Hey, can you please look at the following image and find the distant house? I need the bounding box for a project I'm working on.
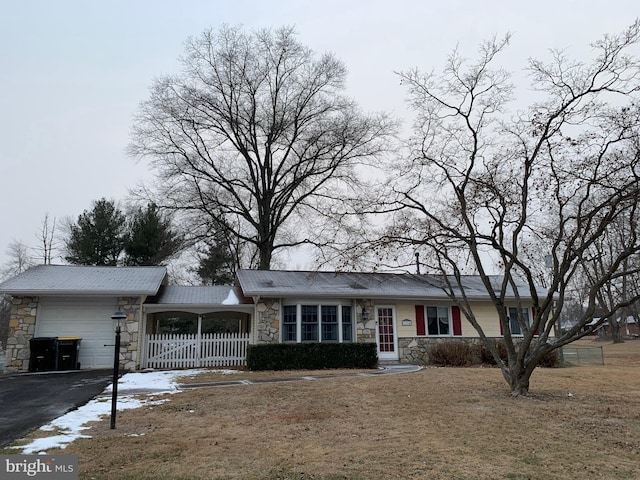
[0,266,544,373]
[589,316,640,337]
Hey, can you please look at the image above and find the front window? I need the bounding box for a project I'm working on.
[282,303,353,343]
[321,306,338,341]
[342,306,353,341]
[283,305,297,342]
[301,305,319,341]
[508,307,530,335]
[427,306,450,336]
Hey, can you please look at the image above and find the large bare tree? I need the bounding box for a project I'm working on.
[367,23,640,395]
[129,25,393,270]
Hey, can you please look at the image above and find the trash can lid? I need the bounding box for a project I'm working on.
[58,336,82,340]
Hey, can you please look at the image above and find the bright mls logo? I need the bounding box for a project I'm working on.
[1,455,78,479]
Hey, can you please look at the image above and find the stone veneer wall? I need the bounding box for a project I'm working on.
[399,337,488,364]
[3,295,145,373]
[4,296,38,373]
[118,296,143,371]
[355,300,376,344]
[255,299,280,343]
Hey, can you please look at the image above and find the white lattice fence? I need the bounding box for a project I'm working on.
[144,333,249,369]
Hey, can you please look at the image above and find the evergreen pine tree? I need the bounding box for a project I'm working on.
[124,203,183,266]
[65,198,126,266]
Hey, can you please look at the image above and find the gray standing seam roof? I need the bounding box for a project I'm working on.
[150,285,252,305]
[0,265,167,296]
[236,269,542,300]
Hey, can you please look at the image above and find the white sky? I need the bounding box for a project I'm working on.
[1,0,638,269]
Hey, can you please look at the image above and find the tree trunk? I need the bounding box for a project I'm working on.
[504,361,534,397]
[611,320,625,343]
[257,242,273,270]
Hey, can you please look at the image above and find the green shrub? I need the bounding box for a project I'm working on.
[427,341,474,366]
[246,343,378,371]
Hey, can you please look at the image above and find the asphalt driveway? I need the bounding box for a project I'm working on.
[0,369,112,447]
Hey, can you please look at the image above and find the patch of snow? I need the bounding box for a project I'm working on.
[222,288,239,305]
[15,368,227,455]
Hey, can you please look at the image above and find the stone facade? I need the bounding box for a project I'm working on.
[2,295,145,374]
[4,296,38,373]
[255,299,280,343]
[355,300,376,344]
[399,336,490,364]
[118,296,143,371]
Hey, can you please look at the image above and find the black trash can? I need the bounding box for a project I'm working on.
[29,337,58,372]
[57,337,82,370]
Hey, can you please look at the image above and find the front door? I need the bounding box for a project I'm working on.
[376,306,398,360]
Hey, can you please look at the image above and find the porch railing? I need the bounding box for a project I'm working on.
[144,332,250,369]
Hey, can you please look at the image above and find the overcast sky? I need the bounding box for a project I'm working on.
[1,0,638,270]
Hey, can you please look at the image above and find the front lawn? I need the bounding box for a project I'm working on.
[15,339,640,479]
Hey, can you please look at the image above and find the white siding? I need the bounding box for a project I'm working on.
[395,301,503,337]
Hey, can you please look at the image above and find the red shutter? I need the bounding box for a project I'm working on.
[500,307,505,335]
[416,305,425,336]
[452,306,462,336]
[532,307,540,335]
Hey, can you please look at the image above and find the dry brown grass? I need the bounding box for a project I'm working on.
[38,339,640,479]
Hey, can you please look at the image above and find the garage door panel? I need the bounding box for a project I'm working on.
[37,300,119,369]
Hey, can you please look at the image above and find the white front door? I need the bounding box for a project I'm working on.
[376,306,398,361]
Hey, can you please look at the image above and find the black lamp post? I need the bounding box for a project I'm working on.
[110,310,127,429]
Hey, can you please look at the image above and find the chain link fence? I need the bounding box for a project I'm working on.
[560,345,604,365]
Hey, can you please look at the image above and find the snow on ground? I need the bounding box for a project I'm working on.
[16,369,240,454]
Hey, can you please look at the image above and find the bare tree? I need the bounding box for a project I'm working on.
[1,240,34,279]
[35,213,57,264]
[367,23,640,395]
[580,210,640,342]
[129,25,394,270]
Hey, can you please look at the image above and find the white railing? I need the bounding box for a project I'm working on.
[144,332,250,369]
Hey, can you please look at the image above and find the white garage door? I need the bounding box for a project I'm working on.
[37,298,119,369]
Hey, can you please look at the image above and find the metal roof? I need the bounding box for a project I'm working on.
[143,285,254,313]
[0,265,167,296]
[149,285,253,305]
[236,269,543,300]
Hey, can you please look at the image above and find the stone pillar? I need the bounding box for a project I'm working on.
[117,297,142,371]
[255,299,280,344]
[4,296,38,373]
[356,299,376,343]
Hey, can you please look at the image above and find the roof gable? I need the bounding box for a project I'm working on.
[0,265,167,296]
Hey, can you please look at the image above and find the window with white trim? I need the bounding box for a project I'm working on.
[281,304,354,343]
[282,305,297,342]
[301,305,319,341]
[508,307,530,335]
[427,306,450,336]
[321,305,338,341]
[342,306,353,341]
